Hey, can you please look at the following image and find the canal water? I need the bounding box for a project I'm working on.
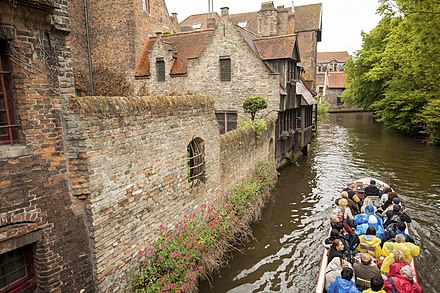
[199,112,440,292]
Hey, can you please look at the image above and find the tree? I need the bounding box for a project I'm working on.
[242,96,268,121]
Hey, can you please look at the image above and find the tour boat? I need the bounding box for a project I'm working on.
[315,178,418,292]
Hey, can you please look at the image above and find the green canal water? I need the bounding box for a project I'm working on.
[199,112,440,293]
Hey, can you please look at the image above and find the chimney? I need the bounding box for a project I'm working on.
[170,13,179,31]
[221,7,229,17]
[207,17,216,28]
[258,1,278,36]
[277,5,289,35]
[155,31,162,40]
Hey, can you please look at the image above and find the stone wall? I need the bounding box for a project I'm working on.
[134,16,281,120]
[64,94,275,292]
[325,88,344,109]
[68,0,179,96]
[0,1,94,292]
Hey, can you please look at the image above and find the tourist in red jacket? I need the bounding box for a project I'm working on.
[383,265,423,293]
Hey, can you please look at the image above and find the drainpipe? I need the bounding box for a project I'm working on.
[84,0,94,95]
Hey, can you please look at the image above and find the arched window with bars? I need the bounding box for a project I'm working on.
[187,138,205,186]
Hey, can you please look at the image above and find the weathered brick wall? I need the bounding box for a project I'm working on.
[64,94,275,292]
[297,31,318,82]
[68,0,179,96]
[134,16,281,120]
[0,1,94,292]
[325,88,344,109]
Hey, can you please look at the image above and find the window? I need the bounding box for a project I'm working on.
[192,22,202,29]
[0,42,18,145]
[187,138,205,185]
[215,111,237,134]
[142,0,150,14]
[0,245,36,292]
[317,64,322,72]
[219,57,231,81]
[237,21,248,28]
[156,58,165,82]
[337,97,344,105]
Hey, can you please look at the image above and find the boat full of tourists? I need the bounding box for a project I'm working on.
[316,178,420,293]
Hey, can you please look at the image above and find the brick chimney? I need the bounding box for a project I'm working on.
[207,17,216,28]
[277,5,289,35]
[258,1,278,36]
[221,7,229,17]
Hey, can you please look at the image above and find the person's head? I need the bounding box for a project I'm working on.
[393,204,403,213]
[365,204,375,215]
[341,191,349,198]
[392,197,401,205]
[400,265,415,280]
[330,229,340,240]
[396,221,406,232]
[366,226,377,236]
[338,198,348,207]
[370,276,384,291]
[395,234,406,243]
[370,179,376,185]
[329,213,339,224]
[360,253,372,265]
[368,215,378,226]
[392,249,406,263]
[334,222,345,233]
[341,267,354,280]
[384,187,392,194]
[363,197,373,206]
[332,239,344,251]
[388,192,398,201]
[349,183,355,190]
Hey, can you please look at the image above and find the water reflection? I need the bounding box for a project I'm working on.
[199,112,440,293]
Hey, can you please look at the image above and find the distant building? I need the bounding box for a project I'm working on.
[316,51,350,109]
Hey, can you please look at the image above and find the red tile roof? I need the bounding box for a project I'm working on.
[328,72,346,88]
[254,35,297,60]
[135,30,214,77]
[180,13,221,30]
[294,4,322,32]
[317,51,350,63]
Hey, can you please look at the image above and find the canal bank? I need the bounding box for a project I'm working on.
[199,112,440,293]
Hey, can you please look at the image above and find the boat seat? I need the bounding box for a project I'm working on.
[355,276,371,290]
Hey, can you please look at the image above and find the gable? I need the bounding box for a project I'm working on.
[294,4,322,32]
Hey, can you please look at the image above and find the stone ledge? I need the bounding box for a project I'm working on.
[0,144,32,159]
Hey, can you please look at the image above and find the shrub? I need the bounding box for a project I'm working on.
[243,96,268,121]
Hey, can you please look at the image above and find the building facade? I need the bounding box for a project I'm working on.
[316,51,349,109]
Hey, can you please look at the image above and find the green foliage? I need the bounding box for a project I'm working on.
[240,119,268,139]
[342,0,440,144]
[242,96,268,121]
[420,99,440,145]
[315,95,329,122]
[131,162,276,292]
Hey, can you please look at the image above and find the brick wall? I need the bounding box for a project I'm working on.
[0,1,94,292]
[68,0,180,96]
[134,16,281,121]
[297,31,318,82]
[64,94,275,291]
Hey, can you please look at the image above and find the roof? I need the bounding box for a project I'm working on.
[317,51,350,63]
[135,30,214,77]
[254,35,297,60]
[230,12,260,35]
[297,81,317,105]
[180,13,221,30]
[294,3,322,32]
[327,72,346,89]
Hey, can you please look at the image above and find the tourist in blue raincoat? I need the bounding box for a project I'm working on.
[327,267,361,293]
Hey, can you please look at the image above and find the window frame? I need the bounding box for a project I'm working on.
[187,138,205,186]
[0,245,36,293]
[0,41,18,145]
[141,0,150,15]
[156,58,165,82]
[219,57,231,81]
[215,111,237,134]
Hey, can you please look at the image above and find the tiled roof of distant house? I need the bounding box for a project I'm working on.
[328,72,346,88]
[254,34,297,60]
[135,29,214,77]
[294,3,322,32]
[180,13,221,30]
[230,12,260,34]
[317,51,350,63]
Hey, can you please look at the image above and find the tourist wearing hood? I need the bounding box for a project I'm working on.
[327,267,361,293]
[355,215,386,240]
[354,204,384,226]
[357,227,383,258]
[325,257,353,290]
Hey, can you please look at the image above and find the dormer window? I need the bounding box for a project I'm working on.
[192,22,202,29]
[237,21,248,28]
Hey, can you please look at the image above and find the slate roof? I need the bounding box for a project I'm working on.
[180,13,221,30]
[254,35,297,60]
[294,3,322,32]
[135,29,214,77]
[327,72,346,88]
[317,51,350,63]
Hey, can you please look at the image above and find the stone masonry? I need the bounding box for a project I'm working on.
[64,95,275,291]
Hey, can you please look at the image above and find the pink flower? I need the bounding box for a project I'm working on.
[180,263,185,268]
[164,283,171,291]
[181,283,189,290]
[198,266,203,272]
